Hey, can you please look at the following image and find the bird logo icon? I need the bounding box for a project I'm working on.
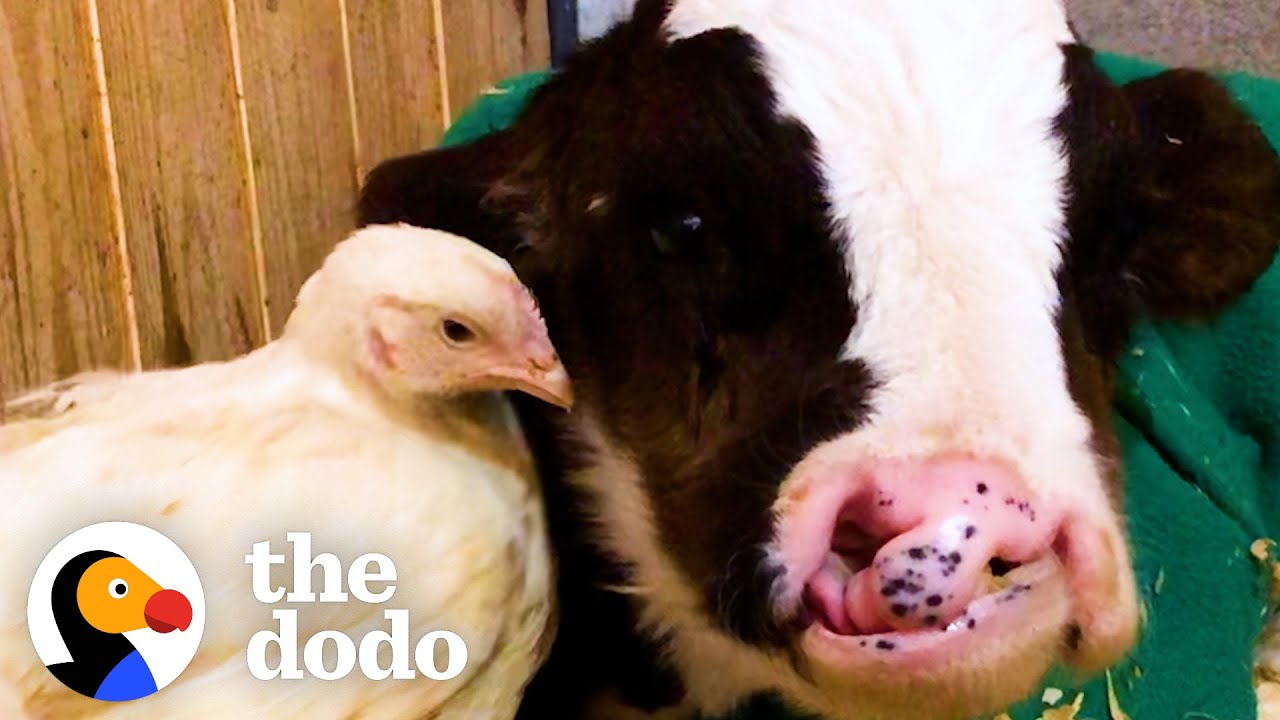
[27,522,205,702]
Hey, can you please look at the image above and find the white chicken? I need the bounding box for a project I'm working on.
[0,224,571,719]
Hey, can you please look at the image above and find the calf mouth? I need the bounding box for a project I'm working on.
[800,551,1071,672]
[768,455,1110,680]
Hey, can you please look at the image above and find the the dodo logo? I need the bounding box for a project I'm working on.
[26,522,205,702]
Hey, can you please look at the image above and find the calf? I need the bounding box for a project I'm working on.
[357,1,1280,718]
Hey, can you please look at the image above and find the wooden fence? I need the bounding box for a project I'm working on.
[0,0,548,401]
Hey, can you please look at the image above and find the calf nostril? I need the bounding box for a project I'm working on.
[1063,622,1083,652]
[988,557,1021,577]
[831,520,881,574]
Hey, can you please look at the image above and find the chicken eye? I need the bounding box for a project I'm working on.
[441,319,477,346]
[109,579,128,599]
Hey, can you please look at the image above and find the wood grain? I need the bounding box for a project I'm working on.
[234,0,360,337]
[0,0,133,399]
[347,0,447,179]
[440,0,550,126]
[0,0,547,389]
[96,0,265,368]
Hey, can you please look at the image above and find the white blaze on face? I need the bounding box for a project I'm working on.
[664,1,1106,513]
[551,2,1139,718]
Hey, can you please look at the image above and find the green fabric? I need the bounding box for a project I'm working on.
[441,53,1280,720]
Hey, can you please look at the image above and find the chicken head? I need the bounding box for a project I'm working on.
[288,224,573,410]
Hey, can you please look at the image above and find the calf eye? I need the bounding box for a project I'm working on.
[650,213,704,256]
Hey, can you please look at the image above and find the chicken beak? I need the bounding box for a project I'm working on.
[493,283,574,410]
[493,361,574,410]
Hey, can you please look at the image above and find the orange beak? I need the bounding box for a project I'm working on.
[487,333,573,410]
[492,358,573,410]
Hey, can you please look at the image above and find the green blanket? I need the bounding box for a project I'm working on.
[440,53,1280,720]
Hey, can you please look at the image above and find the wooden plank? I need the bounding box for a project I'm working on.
[233,0,360,336]
[347,0,447,177]
[0,0,134,399]
[440,0,551,125]
[96,0,266,368]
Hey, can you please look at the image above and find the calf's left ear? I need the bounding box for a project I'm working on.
[1123,68,1280,320]
[356,129,527,259]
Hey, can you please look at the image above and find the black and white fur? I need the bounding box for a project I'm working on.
[357,2,1280,718]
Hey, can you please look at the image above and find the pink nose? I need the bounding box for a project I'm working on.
[800,457,1064,635]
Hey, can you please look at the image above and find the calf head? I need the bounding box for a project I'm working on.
[358,2,1280,717]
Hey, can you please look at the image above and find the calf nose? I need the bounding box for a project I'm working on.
[837,458,1063,634]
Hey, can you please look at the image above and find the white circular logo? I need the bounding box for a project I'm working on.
[27,522,206,702]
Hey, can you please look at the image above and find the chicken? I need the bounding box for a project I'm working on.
[0,223,571,719]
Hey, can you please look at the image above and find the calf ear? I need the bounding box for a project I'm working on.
[1123,69,1280,319]
[356,129,527,258]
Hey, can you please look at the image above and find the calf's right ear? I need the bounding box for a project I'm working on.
[1122,69,1280,320]
[356,129,526,258]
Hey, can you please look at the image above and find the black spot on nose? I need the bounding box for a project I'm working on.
[976,483,989,495]
[926,594,943,607]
